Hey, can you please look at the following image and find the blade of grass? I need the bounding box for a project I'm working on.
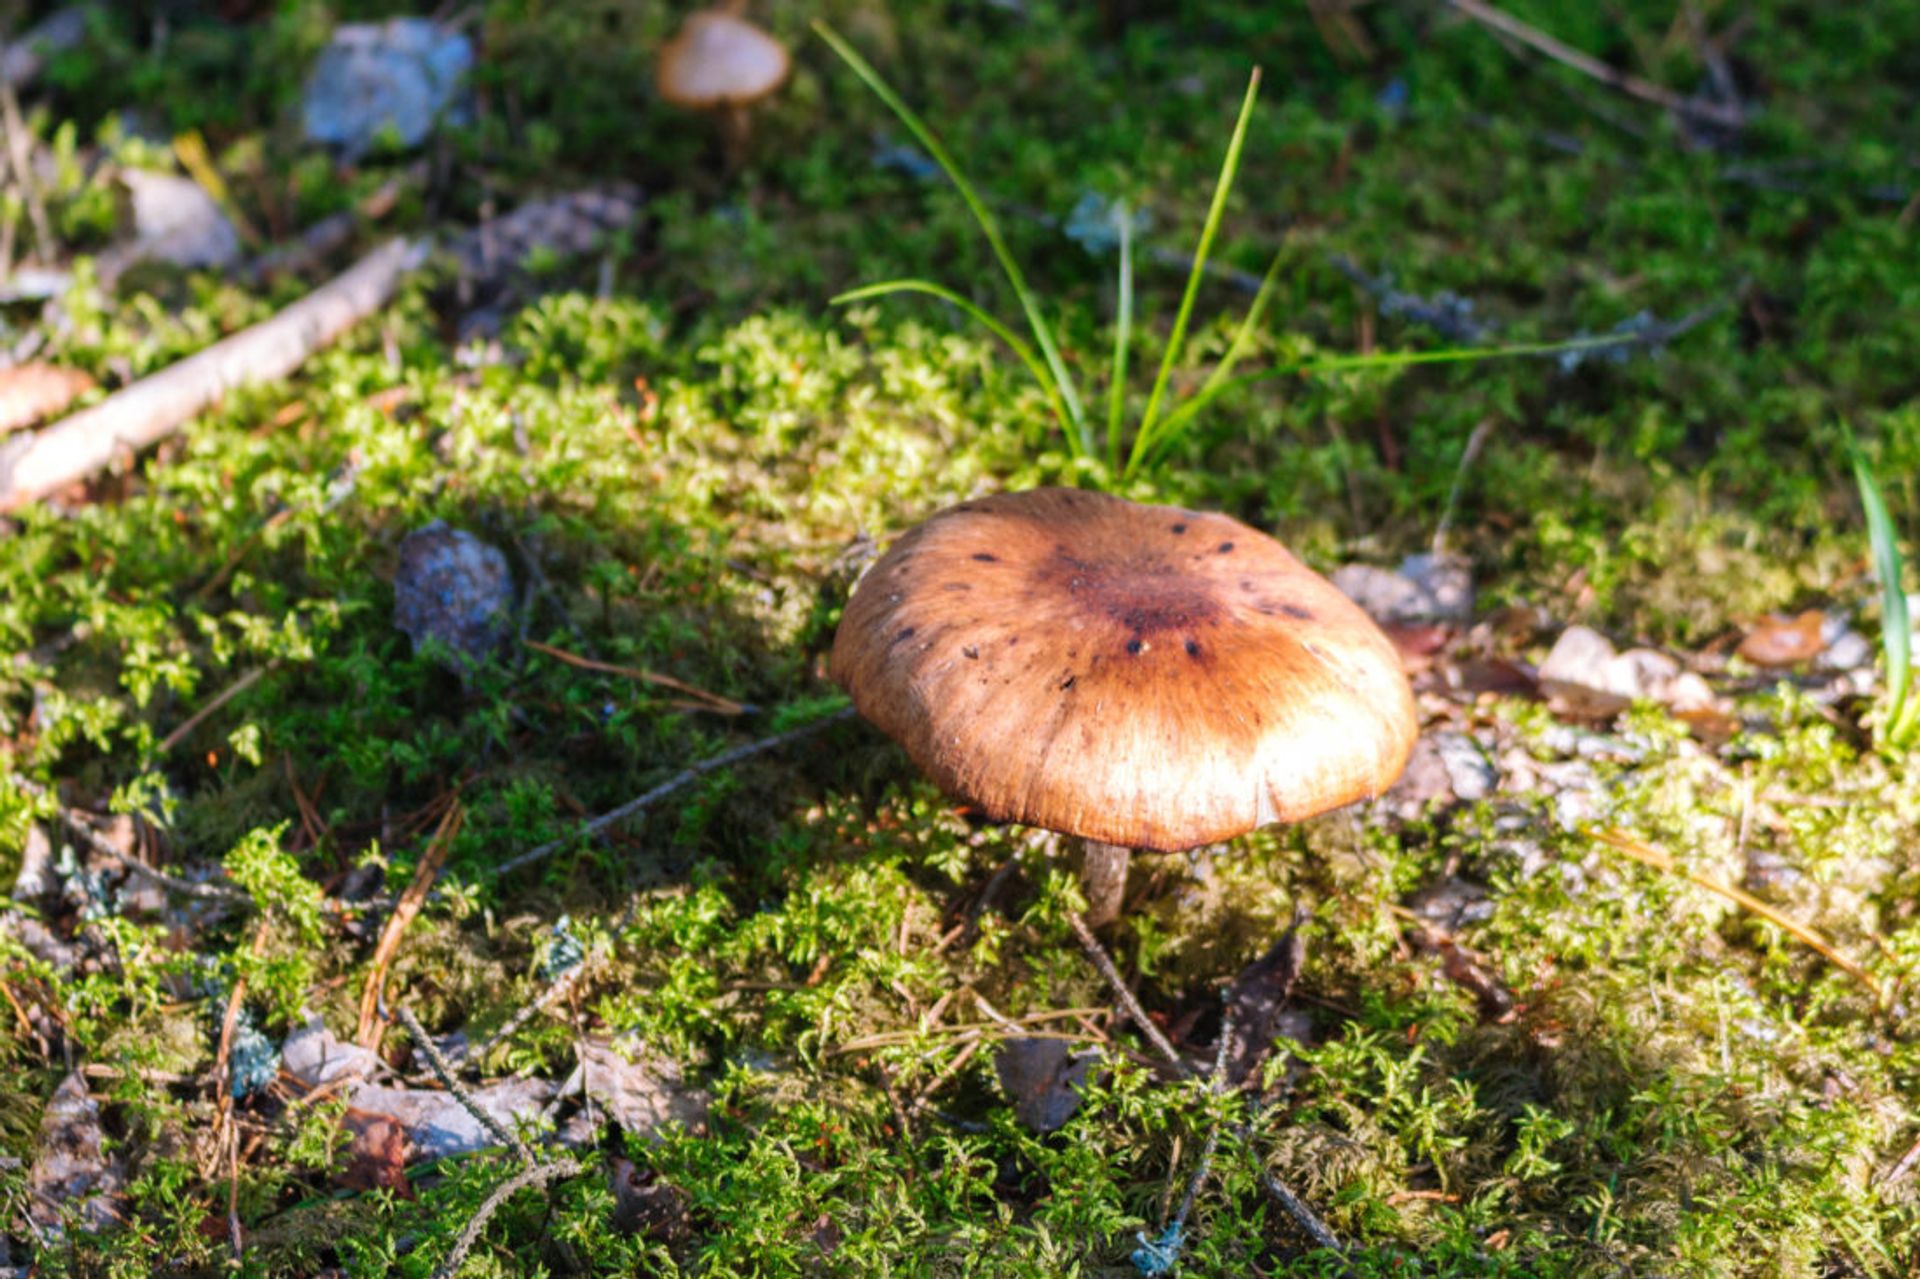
[1134,68,1262,453]
[1852,446,1917,747]
[813,20,1087,453]
[834,280,1065,430]
[1105,204,1135,476]
[1126,241,1286,478]
[1131,329,1691,471]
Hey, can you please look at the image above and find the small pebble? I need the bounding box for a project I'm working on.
[393,522,515,669]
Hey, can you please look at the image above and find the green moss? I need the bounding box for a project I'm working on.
[3,0,1920,1272]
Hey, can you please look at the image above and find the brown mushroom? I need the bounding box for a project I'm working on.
[655,5,790,168]
[831,487,1418,926]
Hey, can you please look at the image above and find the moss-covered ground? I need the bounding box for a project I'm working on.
[3,1,1920,1274]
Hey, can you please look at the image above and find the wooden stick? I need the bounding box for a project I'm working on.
[0,237,423,513]
[1446,0,1744,130]
[431,1157,586,1279]
[1067,910,1186,1072]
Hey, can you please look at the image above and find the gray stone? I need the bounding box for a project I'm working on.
[302,19,473,155]
[393,522,514,668]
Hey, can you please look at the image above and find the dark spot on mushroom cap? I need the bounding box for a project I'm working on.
[962,644,980,659]
[1126,637,1144,655]
[893,626,916,644]
[1060,673,1076,690]
[1218,541,1234,554]
[1171,523,1187,535]
[972,552,997,563]
[1029,545,1223,638]
[1282,603,1313,620]
[1185,639,1202,657]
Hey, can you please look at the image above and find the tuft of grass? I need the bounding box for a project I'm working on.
[813,21,1709,488]
[1852,445,1919,749]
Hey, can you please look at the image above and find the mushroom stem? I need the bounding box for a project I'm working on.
[718,103,751,172]
[1080,840,1131,928]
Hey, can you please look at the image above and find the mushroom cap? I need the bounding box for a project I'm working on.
[831,488,1418,852]
[655,10,790,110]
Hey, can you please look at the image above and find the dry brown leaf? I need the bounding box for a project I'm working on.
[1736,610,1827,667]
[994,1037,1102,1132]
[338,1108,413,1196]
[1222,919,1307,1086]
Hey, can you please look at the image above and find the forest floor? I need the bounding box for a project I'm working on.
[2,1,1920,1275]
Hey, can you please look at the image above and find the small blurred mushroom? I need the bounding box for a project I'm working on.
[655,4,790,168]
[831,488,1418,928]
[0,362,93,435]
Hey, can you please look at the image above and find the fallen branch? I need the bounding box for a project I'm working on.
[0,237,424,513]
[1067,910,1186,1071]
[9,779,250,904]
[461,958,590,1067]
[1445,0,1744,131]
[1131,1002,1236,1274]
[1589,826,1884,1001]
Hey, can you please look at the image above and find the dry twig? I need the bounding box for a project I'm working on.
[463,960,590,1066]
[488,709,853,880]
[358,802,464,1048]
[1066,911,1185,1071]
[390,1001,536,1165]
[0,237,424,512]
[432,1156,586,1279]
[1068,912,1346,1256]
[525,639,746,715]
[6,781,252,904]
[1445,0,1744,130]
[157,663,276,755]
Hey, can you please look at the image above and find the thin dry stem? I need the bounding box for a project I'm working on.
[1590,826,1884,1002]
[358,802,464,1047]
[1446,0,1744,129]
